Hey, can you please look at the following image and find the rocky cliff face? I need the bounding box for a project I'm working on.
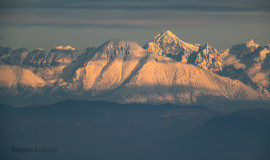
[144,30,200,62]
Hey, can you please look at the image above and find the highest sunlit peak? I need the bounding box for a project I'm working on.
[162,30,175,36]
[151,30,180,42]
[247,39,254,44]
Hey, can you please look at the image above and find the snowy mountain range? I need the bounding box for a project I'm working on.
[0,30,269,111]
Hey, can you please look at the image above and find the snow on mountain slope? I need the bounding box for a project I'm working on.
[53,45,76,51]
[0,47,28,66]
[60,39,267,108]
[23,46,81,68]
[34,66,66,84]
[0,45,81,69]
[46,47,80,67]
[66,39,149,93]
[19,46,83,84]
[229,39,260,59]
[0,33,269,109]
[144,30,223,72]
[190,43,223,72]
[109,53,266,107]
[220,39,267,72]
[23,49,47,67]
[144,30,200,62]
[0,46,11,63]
[247,48,270,86]
[220,40,270,91]
[0,65,46,88]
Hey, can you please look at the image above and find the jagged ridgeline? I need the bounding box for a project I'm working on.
[0,30,269,111]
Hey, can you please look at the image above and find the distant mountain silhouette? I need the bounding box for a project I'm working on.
[0,100,270,160]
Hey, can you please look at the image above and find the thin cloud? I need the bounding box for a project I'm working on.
[1,10,269,28]
[0,0,269,12]
[0,0,269,28]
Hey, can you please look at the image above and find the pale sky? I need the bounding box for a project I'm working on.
[0,0,269,51]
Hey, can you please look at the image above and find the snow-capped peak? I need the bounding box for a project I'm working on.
[101,38,132,49]
[35,48,44,51]
[193,43,222,72]
[97,39,147,60]
[162,30,173,35]
[204,43,210,48]
[159,30,179,39]
[246,39,259,48]
[100,39,143,53]
[54,45,76,51]
[200,43,216,52]
[152,30,181,44]
[144,30,200,62]
[228,39,261,59]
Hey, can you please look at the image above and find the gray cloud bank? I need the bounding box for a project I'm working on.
[1,0,270,12]
[0,0,269,28]
[0,0,269,52]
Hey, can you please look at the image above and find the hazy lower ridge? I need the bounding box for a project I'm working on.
[0,100,270,160]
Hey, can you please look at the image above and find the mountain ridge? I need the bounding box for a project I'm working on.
[0,30,269,111]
